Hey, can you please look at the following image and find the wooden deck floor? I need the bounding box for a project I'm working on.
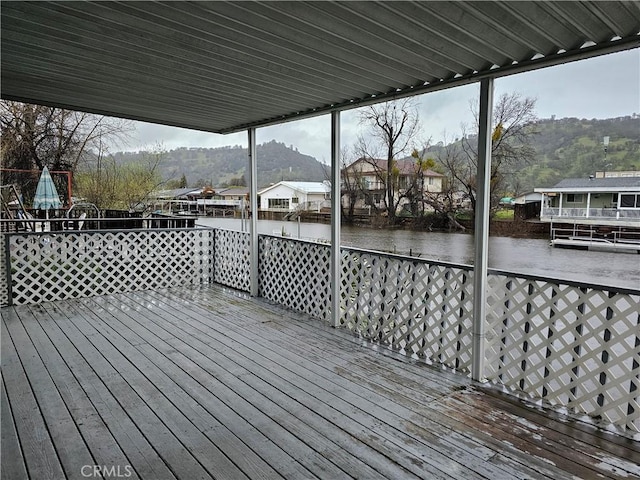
[2,285,639,480]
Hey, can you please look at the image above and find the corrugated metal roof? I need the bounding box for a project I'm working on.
[535,177,640,192]
[1,1,638,133]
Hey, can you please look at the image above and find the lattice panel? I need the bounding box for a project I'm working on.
[213,229,251,292]
[7,229,214,305]
[0,233,8,306]
[340,248,475,372]
[485,274,640,432]
[258,236,331,320]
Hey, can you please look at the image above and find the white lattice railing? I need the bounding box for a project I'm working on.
[2,228,638,432]
[485,273,639,432]
[3,228,214,305]
[213,228,251,292]
[340,248,474,371]
[253,236,639,432]
[258,235,331,320]
[0,233,8,306]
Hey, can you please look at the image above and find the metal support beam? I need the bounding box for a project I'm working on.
[330,111,341,328]
[248,128,259,297]
[472,77,494,382]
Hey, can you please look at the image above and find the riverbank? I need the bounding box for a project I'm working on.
[263,209,551,239]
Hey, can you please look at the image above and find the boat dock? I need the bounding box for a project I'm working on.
[550,225,640,253]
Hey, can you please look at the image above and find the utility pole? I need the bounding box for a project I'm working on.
[603,136,610,177]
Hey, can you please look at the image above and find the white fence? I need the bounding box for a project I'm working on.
[3,228,213,304]
[542,207,640,220]
[2,228,638,432]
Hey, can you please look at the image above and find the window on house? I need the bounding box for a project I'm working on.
[268,198,290,209]
[291,197,299,204]
[619,194,640,208]
[566,194,583,203]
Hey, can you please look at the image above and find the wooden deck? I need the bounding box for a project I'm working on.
[2,286,638,480]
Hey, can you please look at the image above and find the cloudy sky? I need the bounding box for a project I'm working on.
[122,49,639,163]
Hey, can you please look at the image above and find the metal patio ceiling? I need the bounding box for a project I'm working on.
[2,1,639,134]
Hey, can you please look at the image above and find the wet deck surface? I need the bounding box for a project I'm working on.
[2,285,639,480]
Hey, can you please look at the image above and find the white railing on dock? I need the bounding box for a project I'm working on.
[2,228,638,433]
[551,226,640,248]
[542,207,640,221]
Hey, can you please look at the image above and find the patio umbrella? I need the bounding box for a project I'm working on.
[33,166,62,219]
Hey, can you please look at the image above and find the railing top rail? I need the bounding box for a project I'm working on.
[2,225,214,237]
[487,266,640,296]
[341,244,475,272]
[259,232,328,244]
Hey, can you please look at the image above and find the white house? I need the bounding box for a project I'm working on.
[258,181,330,211]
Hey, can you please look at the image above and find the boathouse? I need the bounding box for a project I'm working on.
[536,176,640,226]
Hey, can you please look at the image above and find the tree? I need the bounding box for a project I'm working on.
[356,98,422,225]
[220,175,247,187]
[438,92,538,217]
[0,101,132,204]
[75,146,165,211]
[414,141,468,230]
[165,173,188,189]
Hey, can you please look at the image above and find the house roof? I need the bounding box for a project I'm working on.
[217,187,250,197]
[535,176,640,193]
[346,158,444,177]
[2,1,638,134]
[153,188,201,199]
[258,181,330,196]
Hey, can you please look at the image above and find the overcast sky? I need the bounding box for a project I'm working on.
[122,49,639,163]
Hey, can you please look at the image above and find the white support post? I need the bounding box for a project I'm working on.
[248,128,259,297]
[559,193,564,217]
[586,192,591,218]
[472,77,494,382]
[330,111,341,328]
[539,193,545,218]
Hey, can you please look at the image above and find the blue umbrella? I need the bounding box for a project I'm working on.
[33,166,62,213]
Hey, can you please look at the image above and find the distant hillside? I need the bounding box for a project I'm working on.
[112,140,327,189]
[113,117,639,193]
[515,116,639,190]
[425,115,639,194]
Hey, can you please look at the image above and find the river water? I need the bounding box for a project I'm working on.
[197,217,639,290]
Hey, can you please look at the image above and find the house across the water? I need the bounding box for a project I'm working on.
[258,181,330,212]
[534,172,640,252]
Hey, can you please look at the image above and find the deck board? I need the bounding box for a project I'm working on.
[2,285,638,480]
[30,302,179,480]
[18,305,141,479]
[1,313,66,480]
[1,374,29,480]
